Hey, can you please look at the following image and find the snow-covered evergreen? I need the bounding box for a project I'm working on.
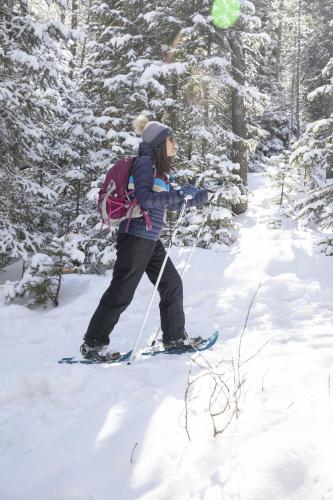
[2,2,333,499]
[1,0,332,306]
[0,1,69,271]
[249,0,290,168]
[288,10,332,254]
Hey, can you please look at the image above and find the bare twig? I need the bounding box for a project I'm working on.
[130,442,138,463]
[241,338,273,367]
[184,363,194,441]
[261,369,269,391]
[183,285,265,439]
[214,406,238,436]
[191,359,230,399]
[209,380,219,437]
[190,352,231,397]
[209,381,225,409]
[237,283,262,387]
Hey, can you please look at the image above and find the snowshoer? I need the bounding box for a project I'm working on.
[80,115,210,361]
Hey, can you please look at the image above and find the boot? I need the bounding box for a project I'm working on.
[163,336,203,350]
[80,342,121,362]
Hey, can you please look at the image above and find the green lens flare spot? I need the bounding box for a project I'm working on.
[211,0,241,29]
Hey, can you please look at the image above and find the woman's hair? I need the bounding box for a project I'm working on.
[154,140,172,174]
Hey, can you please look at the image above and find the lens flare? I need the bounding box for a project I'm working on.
[211,0,241,29]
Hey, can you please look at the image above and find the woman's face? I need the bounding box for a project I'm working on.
[166,136,177,157]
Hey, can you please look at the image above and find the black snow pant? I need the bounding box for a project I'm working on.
[83,233,185,346]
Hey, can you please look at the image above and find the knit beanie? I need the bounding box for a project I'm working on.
[133,115,173,148]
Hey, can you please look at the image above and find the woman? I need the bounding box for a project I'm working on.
[80,115,210,361]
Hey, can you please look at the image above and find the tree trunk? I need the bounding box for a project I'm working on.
[69,0,78,80]
[295,0,302,139]
[76,180,81,218]
[229,31,248,214]
[202,33,212,158]
[60,0,67,24]
[275,0,284,81]
[80,0,93,68]
[288,73,295,147]
[326,93,333,179]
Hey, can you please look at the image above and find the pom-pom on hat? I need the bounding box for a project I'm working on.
[133,114,173,148]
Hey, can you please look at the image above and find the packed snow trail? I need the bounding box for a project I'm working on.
[1,172,333,500]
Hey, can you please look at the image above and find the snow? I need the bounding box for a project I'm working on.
[202,56,229,71]
[72,124,85,137]
[209,207,232,220]
[192,14,209,26]
[65,169,85,181]
[9,49,40,71]
[109,35,133,49]
[139,62,187,87]
[308,85,333,101]
[1,173,333,500]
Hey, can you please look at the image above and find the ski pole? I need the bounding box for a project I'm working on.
[127,199,189,364]
[149,202,212,347]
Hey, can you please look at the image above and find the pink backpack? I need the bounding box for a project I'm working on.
[98,156,152,231]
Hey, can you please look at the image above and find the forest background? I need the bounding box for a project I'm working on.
[0,0,332,307]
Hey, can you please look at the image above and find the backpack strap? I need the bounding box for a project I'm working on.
[125,155,154,232]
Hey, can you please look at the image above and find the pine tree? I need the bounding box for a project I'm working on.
[249,0,289,168]
[287,6,333,254]
[78,0,155,264]
[0,0,69,270]
[81,0,151,155]
[4,236,85,307]
[289,6,332,188]
[139,1,264,247]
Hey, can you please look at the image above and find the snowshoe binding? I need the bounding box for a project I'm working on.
[163,336,203,351]
[80,342,121,363]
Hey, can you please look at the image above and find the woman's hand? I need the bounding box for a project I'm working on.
[180,185,199,199]
[179,185,209,206]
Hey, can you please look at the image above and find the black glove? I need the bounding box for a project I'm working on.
[180,185,199,200]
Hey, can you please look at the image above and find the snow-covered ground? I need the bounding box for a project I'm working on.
[1,172,333,500]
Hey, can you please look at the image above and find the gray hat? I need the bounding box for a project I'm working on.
[133,115,173,148]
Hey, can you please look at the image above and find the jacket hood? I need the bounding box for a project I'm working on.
[138,141,156,160]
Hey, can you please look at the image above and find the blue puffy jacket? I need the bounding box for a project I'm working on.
[119,142,208,240]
